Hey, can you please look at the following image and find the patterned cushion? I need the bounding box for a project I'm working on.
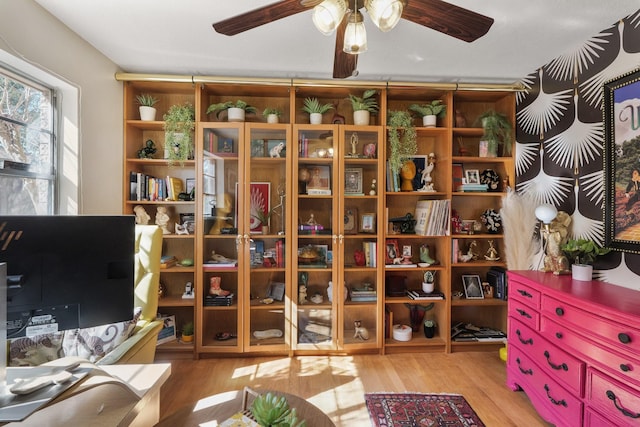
[9,332,65,366]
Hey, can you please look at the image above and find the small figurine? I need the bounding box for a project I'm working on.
[299,284,308,304]
[310,293,323,304]
[418,152,436,192]
[369,179,377,196]
[155,206,171,234]
[175,222,189,234]
[182,281,194,299]
[137,139,157,159]
[350,133,359,156]
[209,276,230,296]
[269,141,285,158]
[419,244,437,265]
[484,240,500,261]
[354,320,370,340]
[306,213,317,226]
[363,143,376,159]
[134,205,150,225]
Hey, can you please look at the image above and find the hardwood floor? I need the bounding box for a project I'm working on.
[157,351,552,426]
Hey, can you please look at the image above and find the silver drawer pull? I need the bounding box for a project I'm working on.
[544,350,568,371]
[607,390,640,419]
[544,384,567,407]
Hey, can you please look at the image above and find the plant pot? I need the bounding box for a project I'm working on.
[227,107,245,122]
[309,112,323,125]
[354,110,370,126]
[139,106,157,121]
[267,113,279,124]
[572,264,593,281]
[423,324,436,338]
[422,115,437,127]
[422,281,435,293]
[261,225,269,235]
[182,334,193,343]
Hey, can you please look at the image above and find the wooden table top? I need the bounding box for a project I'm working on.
[156,388,335,427]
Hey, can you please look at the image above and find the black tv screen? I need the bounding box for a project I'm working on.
[0,215,135,339]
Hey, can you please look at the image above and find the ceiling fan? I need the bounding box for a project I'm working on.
[212,0,494,79]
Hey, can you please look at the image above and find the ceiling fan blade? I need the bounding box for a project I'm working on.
[213,0,310,36]
[403,0,494,42]
[333,14,358,79]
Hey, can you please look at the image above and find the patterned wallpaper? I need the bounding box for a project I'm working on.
[515,10,640,288]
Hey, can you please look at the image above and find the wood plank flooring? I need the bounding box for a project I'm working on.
[157,352,552,426]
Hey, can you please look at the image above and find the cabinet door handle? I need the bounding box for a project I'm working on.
[618,333,631,344]
[555,307,564,316]
[607,390,640,419]
[516,309,532,319]
[516,357,533,375]
[544,384,567,407]
[516,329,533,345]
[517,289,532,298]
[620,364,631,372]
[544,350,568,371]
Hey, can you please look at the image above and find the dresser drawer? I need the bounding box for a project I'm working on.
[587,367,640,427]
[509,298,540,331]
[510,318,584,395]
[584,407,618,427]
[509,279,541,309]
[509,345,583,426]
[542,316,640,388]
[542,294,640,354]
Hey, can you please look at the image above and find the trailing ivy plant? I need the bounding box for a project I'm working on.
[387,110,417,174]
[163,103,195,166]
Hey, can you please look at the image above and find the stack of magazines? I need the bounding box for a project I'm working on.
[204,294,234,306]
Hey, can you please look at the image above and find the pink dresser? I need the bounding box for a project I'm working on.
[507,270,640,426]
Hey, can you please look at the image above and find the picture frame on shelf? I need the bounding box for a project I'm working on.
[250,139,265,157]
[462,275,484,299]
[344,206,358,234]
[360,212,376,233]
[218,138,234,154]
[385,239,400,264]
[267,282,286,301]
[306,165,331,195]
[464,169,480,185]
[185,178,195,194]
[344,168,363,194]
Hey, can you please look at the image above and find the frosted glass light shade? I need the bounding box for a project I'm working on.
[312,0,347,35]
[366,0,403,32]
[343,11,368,54]
[535,204,558,224]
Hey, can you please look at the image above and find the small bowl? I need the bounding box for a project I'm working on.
[392,324,412,341]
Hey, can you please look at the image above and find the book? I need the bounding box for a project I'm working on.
[166,176,184,201]
[160,255,178,268]
[407,290,445,300]
[386,263,417,268]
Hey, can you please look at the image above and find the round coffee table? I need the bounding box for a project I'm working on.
[156,388,334,426]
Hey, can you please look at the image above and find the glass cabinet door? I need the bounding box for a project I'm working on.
[198,123,243,353]
[292,125,339,351]
[243,123,291,353]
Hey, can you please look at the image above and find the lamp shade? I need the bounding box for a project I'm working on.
[312,0,347,35]
[535,204,558,224]
[343,10,368,54]
[365,0,403,32]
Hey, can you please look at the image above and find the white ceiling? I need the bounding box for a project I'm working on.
[35,0,640,85]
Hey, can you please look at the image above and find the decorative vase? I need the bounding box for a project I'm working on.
[353,110,370,126]
[227,107,245,122]
[399,160,416,191]
[572,264,593,281]
[422,115,437,127]
[310,112,322,125]
[408,305,426,332]
[139,106,156,121]
[267,113,279,124]
[423,323,436,339]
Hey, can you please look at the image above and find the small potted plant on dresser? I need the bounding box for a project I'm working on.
[206,100,257,122]
[301,97,334,124]
[561,238,611,281]
[263,107,283,124]
[409,100,446,127]
[136,93,158,121]
[347,89,379,125]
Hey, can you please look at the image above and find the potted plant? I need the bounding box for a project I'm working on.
[181,321,194,342]
[206,100,257,122]
[301,97,333,125]
[561,238,611,281]
[387,110,417,176]
[250,392,306,427]
[136,93,158,121]
[475,110,513,157]
[163,103,195,165]
[409,100,446,127]
[423,318,437,339]
[263,107,283,124]
[347,89,378,126]
[252,207,276,234]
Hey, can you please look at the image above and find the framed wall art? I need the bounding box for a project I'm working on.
[360,212,376,233]
[604,68,640,253]
[462,275,484,299]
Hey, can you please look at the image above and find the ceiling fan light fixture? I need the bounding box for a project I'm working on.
[343,10,367,54]
[312,0,348,36]
[365,0,403,32]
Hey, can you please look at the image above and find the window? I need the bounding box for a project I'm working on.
[0,66,55,214]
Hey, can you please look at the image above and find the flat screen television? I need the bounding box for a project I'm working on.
[0,215,135,339]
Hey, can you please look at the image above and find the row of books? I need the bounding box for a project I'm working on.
[414,199,451,236]
[129,171,184,201]
[486,266,507,300]
[362,241,377,267]
[385,161,401,192]
[160,255,178,269]
[249,239,286,268]
[457,183,489,192]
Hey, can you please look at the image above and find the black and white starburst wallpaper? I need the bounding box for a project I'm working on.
[515,10,640,288]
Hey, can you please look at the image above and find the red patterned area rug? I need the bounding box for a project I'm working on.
[365,392,485,427]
